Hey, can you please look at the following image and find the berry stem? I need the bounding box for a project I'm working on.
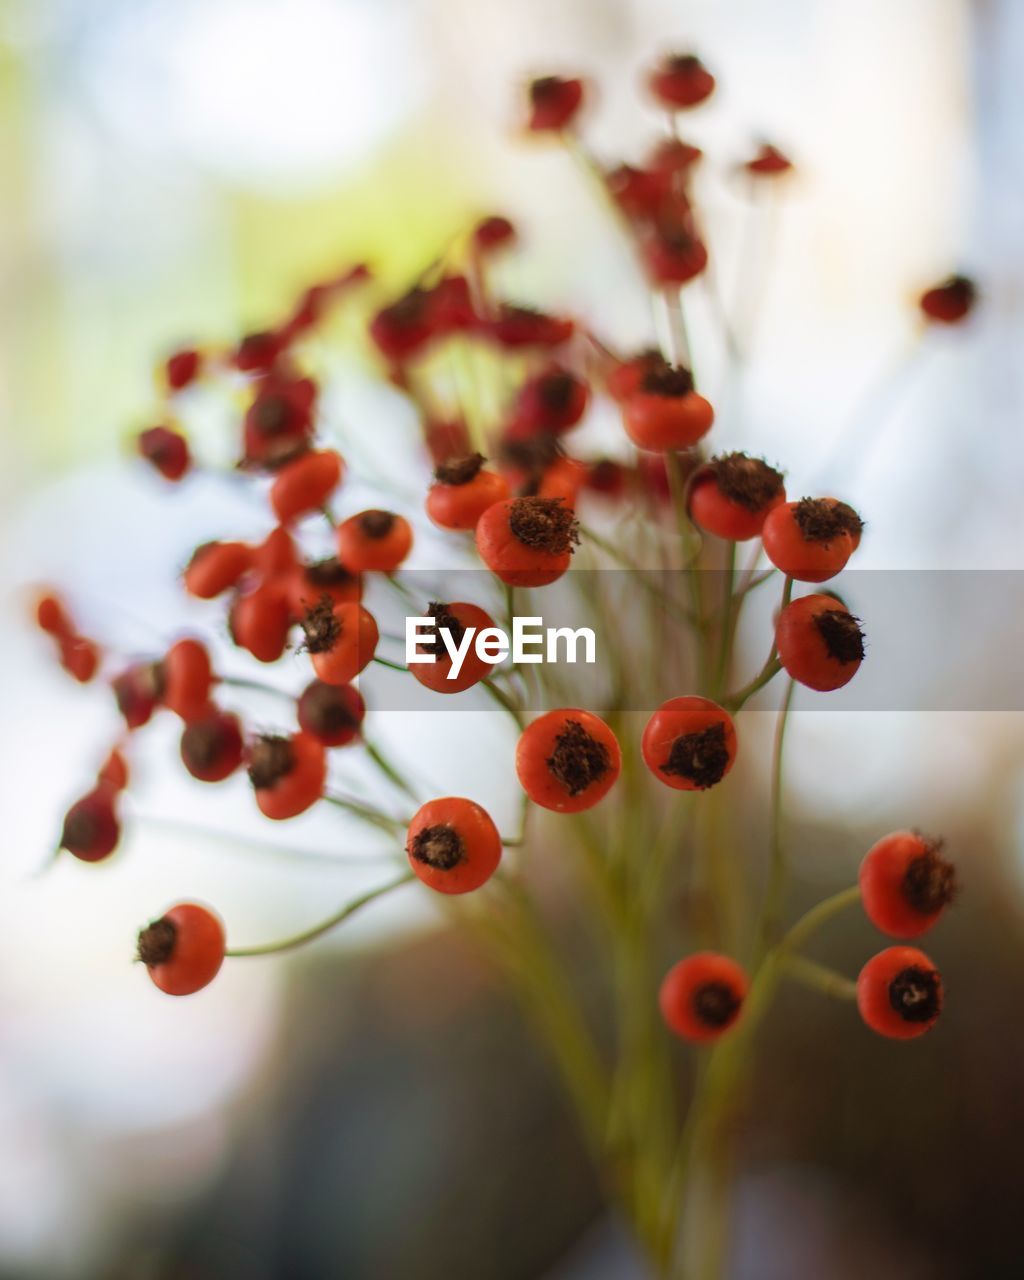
[321,791,409,834]
[225,871,415,956]
[756,674,796,956]
[363,739,420,803]
[782,953,857,1002]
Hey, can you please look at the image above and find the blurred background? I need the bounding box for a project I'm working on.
[2,0,1024,1276]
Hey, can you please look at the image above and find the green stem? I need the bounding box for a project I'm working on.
[363,739,419,803]
[322,791,408,834]
[481,676,526,729]
[756,676,796,956]
[372,655,409,674]
[783,953,857,1001]
[226,871,414,956]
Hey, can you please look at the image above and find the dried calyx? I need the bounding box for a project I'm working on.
[546,720,611,796]
[814,608,865,664]
[662,722,729,788]
[508,497,580,555]
[793,497,863,543]
[641,364,694,397]
[902,838,958,914]
[301,597,341,653]
[889,966,942,1023]
[710,453,784,511]
[359,510,396,539]
[247,734,295,789]
[420,602,466,658]
[692,981,741,1027]
[435,453,486,486]
[305,557,358,588]
[137,917,177,967]
[409,823,465,871]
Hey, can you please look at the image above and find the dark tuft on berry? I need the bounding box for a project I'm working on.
[709,453,784,512]
[888,965,942,1023]
[409,823,465,871]
[137,917,177,967]
[640,365,694,397]
[692,980,741,1028]
[419,602,466,658]
[793,497,863,543]
[902,839,958,915]
[359,510,396,539]
[507,497,580,555]
[814,608,865,664]
[301,597,341,654]
[546,719,611,796]
[247,735,295,790]
[662,722,729,788]
[435,453,486,486]
[305,557,358,589]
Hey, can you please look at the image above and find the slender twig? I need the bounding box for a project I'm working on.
[783,953,857,1001]
[226,871,415,957]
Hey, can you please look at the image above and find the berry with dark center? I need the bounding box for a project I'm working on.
[860,832,958,938]
[516,709,622,813]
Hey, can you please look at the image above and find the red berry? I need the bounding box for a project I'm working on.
[254,525,299,579]
[640,225,709,285]
[744,143,793,177]
[622,366,713,451]
[302,599,379,685]
[642,696,737,791]
[165,348,202,391]
[248,732,326,820]
[473,215,516,252]
[242,373,316,469]
[775,593,865,692]
[409,602,497,694]
[180,707,244,782]
[859,832,957,939]
[476,496,579,587]
[270,449,344,524]
[161,638,213,722]
[59,635,101,683]
[526,75,585,133]
[688,454,786,541]
[516,709,621,813]
[647,53,716,110]
[137,903,225,996]
[406,797,502,894]
[485,304,574,350]
[660,952,747,1042]
[97,747,130,792]
[336,510,413,573]
[34,591,73,638]
[512,366,589,436]
[230,582,293,663]
[369,289,435,363]
[112,662,163,730]
[761,499,862,583]
[857,946,943,1039]
[647,138,703,175]
[919,275,977,325]
[427,454,510,531]
[606,164,672,221]
[138,426,191,482]
[297,680,366,747]
[234,329,286,373]
[61,788,120,862]
[184,541,253,599]
[584,458,628,499]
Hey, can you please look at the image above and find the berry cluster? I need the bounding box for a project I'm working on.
[34,47,976,1276]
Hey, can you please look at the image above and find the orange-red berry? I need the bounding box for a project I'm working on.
[137,903,225,996]
[761,498,862,583]
[270,449,344,524]
[688,454,785,541]
[426,454,509,531]
[184,541,253,599]
[406,797,502,894]
[660,952,747,1042]
[859,832,957,939]
[775,594,865,692]
[516,709,621,813]
[61,788,120,862]
[161,638,213,721]
[138,426,191,481]
[180,707,244,782]
[302,599,379,685]
[248,732,326,820]
[409,602,497,694]
[642,696,737,791]
[919,275,976,325]
[475,496,579,587]
[526,75,585,133]
[297,680,365,747]
[647,53,715,110]
[857,946,943,1039]
[622,366,713,451]
[337,510,413,573]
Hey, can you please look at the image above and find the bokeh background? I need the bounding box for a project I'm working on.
[2,0,1024,1276]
